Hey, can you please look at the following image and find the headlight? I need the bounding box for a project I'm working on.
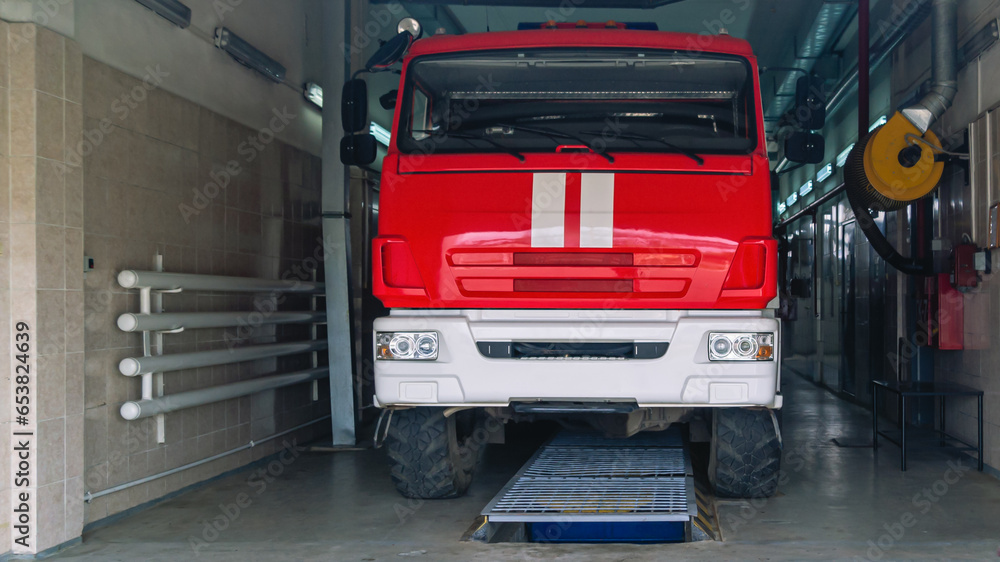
[709,333,774,361]
[710,336,732,357]
[733,336,758,358]
[377,332,438,360]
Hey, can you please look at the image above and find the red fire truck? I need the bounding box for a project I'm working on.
[342,19,781,501]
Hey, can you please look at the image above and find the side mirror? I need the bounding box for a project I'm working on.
[340,134,378,166]
[784,132,825,164]
[366,32,413,71]
[341,79,368,133]
[795,75,826,130]
[379,90,398,110]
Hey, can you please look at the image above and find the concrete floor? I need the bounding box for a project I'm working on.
[51,368,1000,561]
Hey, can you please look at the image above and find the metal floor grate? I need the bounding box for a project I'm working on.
[483,430,696,522]
[524,447,688,478]
[487,477,692,522]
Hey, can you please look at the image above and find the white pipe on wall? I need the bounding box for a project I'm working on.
[120,367,327,420]
[118,270,325,293]
[140,287,153,402]
[141,375,153,401]
[117,311,327,332]
[118,339,328,376]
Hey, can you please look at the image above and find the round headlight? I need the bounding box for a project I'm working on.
[415,334,438,359]
[711,336,732,357]
[712,336,733,357]
[389,334,416,359]
[734,336,758,357]
[397,17,422,39]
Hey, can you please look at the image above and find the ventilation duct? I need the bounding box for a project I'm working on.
[900,0,959,132]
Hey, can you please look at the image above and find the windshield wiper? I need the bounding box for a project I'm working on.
[412,129,525,162]
[497,123,615,163]
[580,130,704,165]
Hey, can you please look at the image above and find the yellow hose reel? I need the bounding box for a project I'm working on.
[846,111,946,211]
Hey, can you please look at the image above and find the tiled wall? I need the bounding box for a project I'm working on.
[905,4,1000,474]
[0,19,330,553]
[932,131,1000,473]
[2,21,86,554]
[80,53,331,525]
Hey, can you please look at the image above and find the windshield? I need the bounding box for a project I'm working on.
[397,48,758,158]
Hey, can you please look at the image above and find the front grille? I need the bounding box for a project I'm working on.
[476,341,668,359]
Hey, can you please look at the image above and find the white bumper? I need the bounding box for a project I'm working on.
[373,309,780,408]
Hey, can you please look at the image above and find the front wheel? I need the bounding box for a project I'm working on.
[384,407,483,499]
[709,407,782,499]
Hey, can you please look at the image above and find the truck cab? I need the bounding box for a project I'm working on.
[345,21,781,501]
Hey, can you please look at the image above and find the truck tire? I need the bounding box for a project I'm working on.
[385,407,481,499]
[709,408,781,499]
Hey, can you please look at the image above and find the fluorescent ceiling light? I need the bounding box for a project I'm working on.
[370,121,391,146]
[816,163,833,183]
[214,27,286,83]
[133,0,191,28]
[786,192,798,207]
[799,180,813,197]
[869,115,887,132]
[777,202,787,214]
[304,82,323,108]
[836,143,855,168]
